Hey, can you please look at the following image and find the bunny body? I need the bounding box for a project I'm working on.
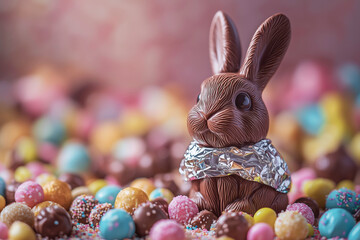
[184,11,291,216]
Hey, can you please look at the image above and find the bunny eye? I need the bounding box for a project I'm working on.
[235,92,251,110]
[196,94,201,103]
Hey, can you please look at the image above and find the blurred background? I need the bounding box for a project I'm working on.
[0,0,360,200]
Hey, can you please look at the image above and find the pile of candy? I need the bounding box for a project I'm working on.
[0,62,359,240]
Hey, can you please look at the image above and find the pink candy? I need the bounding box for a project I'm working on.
[168,195,199,225]
[0,222,8,239]
[286,203,315,225]
[149,219,185,240]
[247,223,274,240]
[15,180,44,208]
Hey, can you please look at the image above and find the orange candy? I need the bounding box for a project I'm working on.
[43,180,73,210]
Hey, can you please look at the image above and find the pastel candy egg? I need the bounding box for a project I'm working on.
[130,178,156,197]
[0,176,5,196]
[26,162,48,178]
[286,203,315,225]
[296,104,325,135]
[168,195,198,225]
[254,208,277,229]
[15,181,44,208]
[274,211,308,240]
[114,187,148,214]
[43,180,73,210]
[33,117,66,146]
[90,122,122,154]
[348,222,360,240]
[13,137,37,164]
[95,185,122,206]
[35,173,56,187]
[319,208,356,238]
[326,188,359,214]
[14,166,32,183]
[88,179,107,195]
[337,63,360,94]
[0,221,8,239]
[99,209,135,240]
[149,219,185,240]
[57,142,90,174]
[247,223,274,240]
[9,221,36,240]
[149,188,174,203]
[337,180,355,191]
[303,178,335,208]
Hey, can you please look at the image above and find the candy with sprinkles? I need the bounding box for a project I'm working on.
[95,185,122,206]
[274,211,308,240]
[318,208,356,238]
[70,194,98,224]
[150,197,169,215]
[89,203,112,228]
[99,209,135,240]
[190,210,217,230]
[168,195,199,225]
[43,179,73,210]
[149,219,185,240]
[15,181,44,208]
[133,202,168,236]
[114,187,148,214]
[32,200,62,217]
[326,188,359,214]
[34,205,72,238]
[9,221,36,240]
[286,202,315,225]
[0,202,34,227]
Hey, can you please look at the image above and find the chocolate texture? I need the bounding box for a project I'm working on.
[133,202,168,236]
[216,212,249,240]
[58,173,85,190]
[186,11,291,216]
[190,210,217,230]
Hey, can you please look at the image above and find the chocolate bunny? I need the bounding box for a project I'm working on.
[182,11,291,216]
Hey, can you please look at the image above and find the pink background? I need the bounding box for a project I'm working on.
[0,0,359,98]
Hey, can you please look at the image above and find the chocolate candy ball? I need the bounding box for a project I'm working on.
[133,202,168,236]
[191,210,217,230]
[216,212,249,240]
[58,173,85,190]
[35,206,72,238]
[5,181,21,204]
[151,197,169,214]
[114,187,148,214]
[70,194,98,224]
[89,203,112,228]
[43,180,73,210]
[0,203,34,227]
[32,201,62,217]
[294,197,320,218]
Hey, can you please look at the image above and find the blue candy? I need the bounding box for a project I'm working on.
[0,177,5,197]
[33,117,66,145]
[58,142,90,173]
[348,223,360,240]
[326,188,359,214]
[95,186,122,206]
[319,208,356,238]
[100,209,135,240]
[296,104,325,135]
[338,64,360,95]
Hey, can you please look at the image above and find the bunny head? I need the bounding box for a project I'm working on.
[188,11,291,148]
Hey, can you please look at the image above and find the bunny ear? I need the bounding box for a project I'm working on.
[209,11,242,74]
[240,14,291,91]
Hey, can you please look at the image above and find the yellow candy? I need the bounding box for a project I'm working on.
[9,221,36,240]
[16,137,37,163]
[239,211,254,227]
[43,180,73,210]
[90,122,122,154]
[35,173,57,187]
[350,133,360,164]
[120,110,150,136]
[0,195,5,211]
[275,211,308,240]
[337,180,355,191]
[307,223,314,237]
[88,179,107,195]
[14,166,32,182]
[72,186,92,199]
[303,178,335,208]
[216,237,235,240]
[115,187,148,214]
[130,178,156,197]
[149,188,174,203]
[254,207,277,228]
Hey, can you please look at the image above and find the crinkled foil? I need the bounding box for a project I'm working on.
[179,139,291,193]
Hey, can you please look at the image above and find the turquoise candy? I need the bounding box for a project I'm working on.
[95,186,122,206]
[58,142,90,173]
[100,209,135,240]
[326,188,359,214]
[33,117,66,145]
[0,177,5,197]
[296,104,325,135]
[338,64,360,95]
[319,208,356,238]
[348,223,360,240]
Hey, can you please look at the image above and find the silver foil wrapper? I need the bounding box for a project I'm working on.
[179,139,291,193]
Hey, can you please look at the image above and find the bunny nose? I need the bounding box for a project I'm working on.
[199,111,215,121]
